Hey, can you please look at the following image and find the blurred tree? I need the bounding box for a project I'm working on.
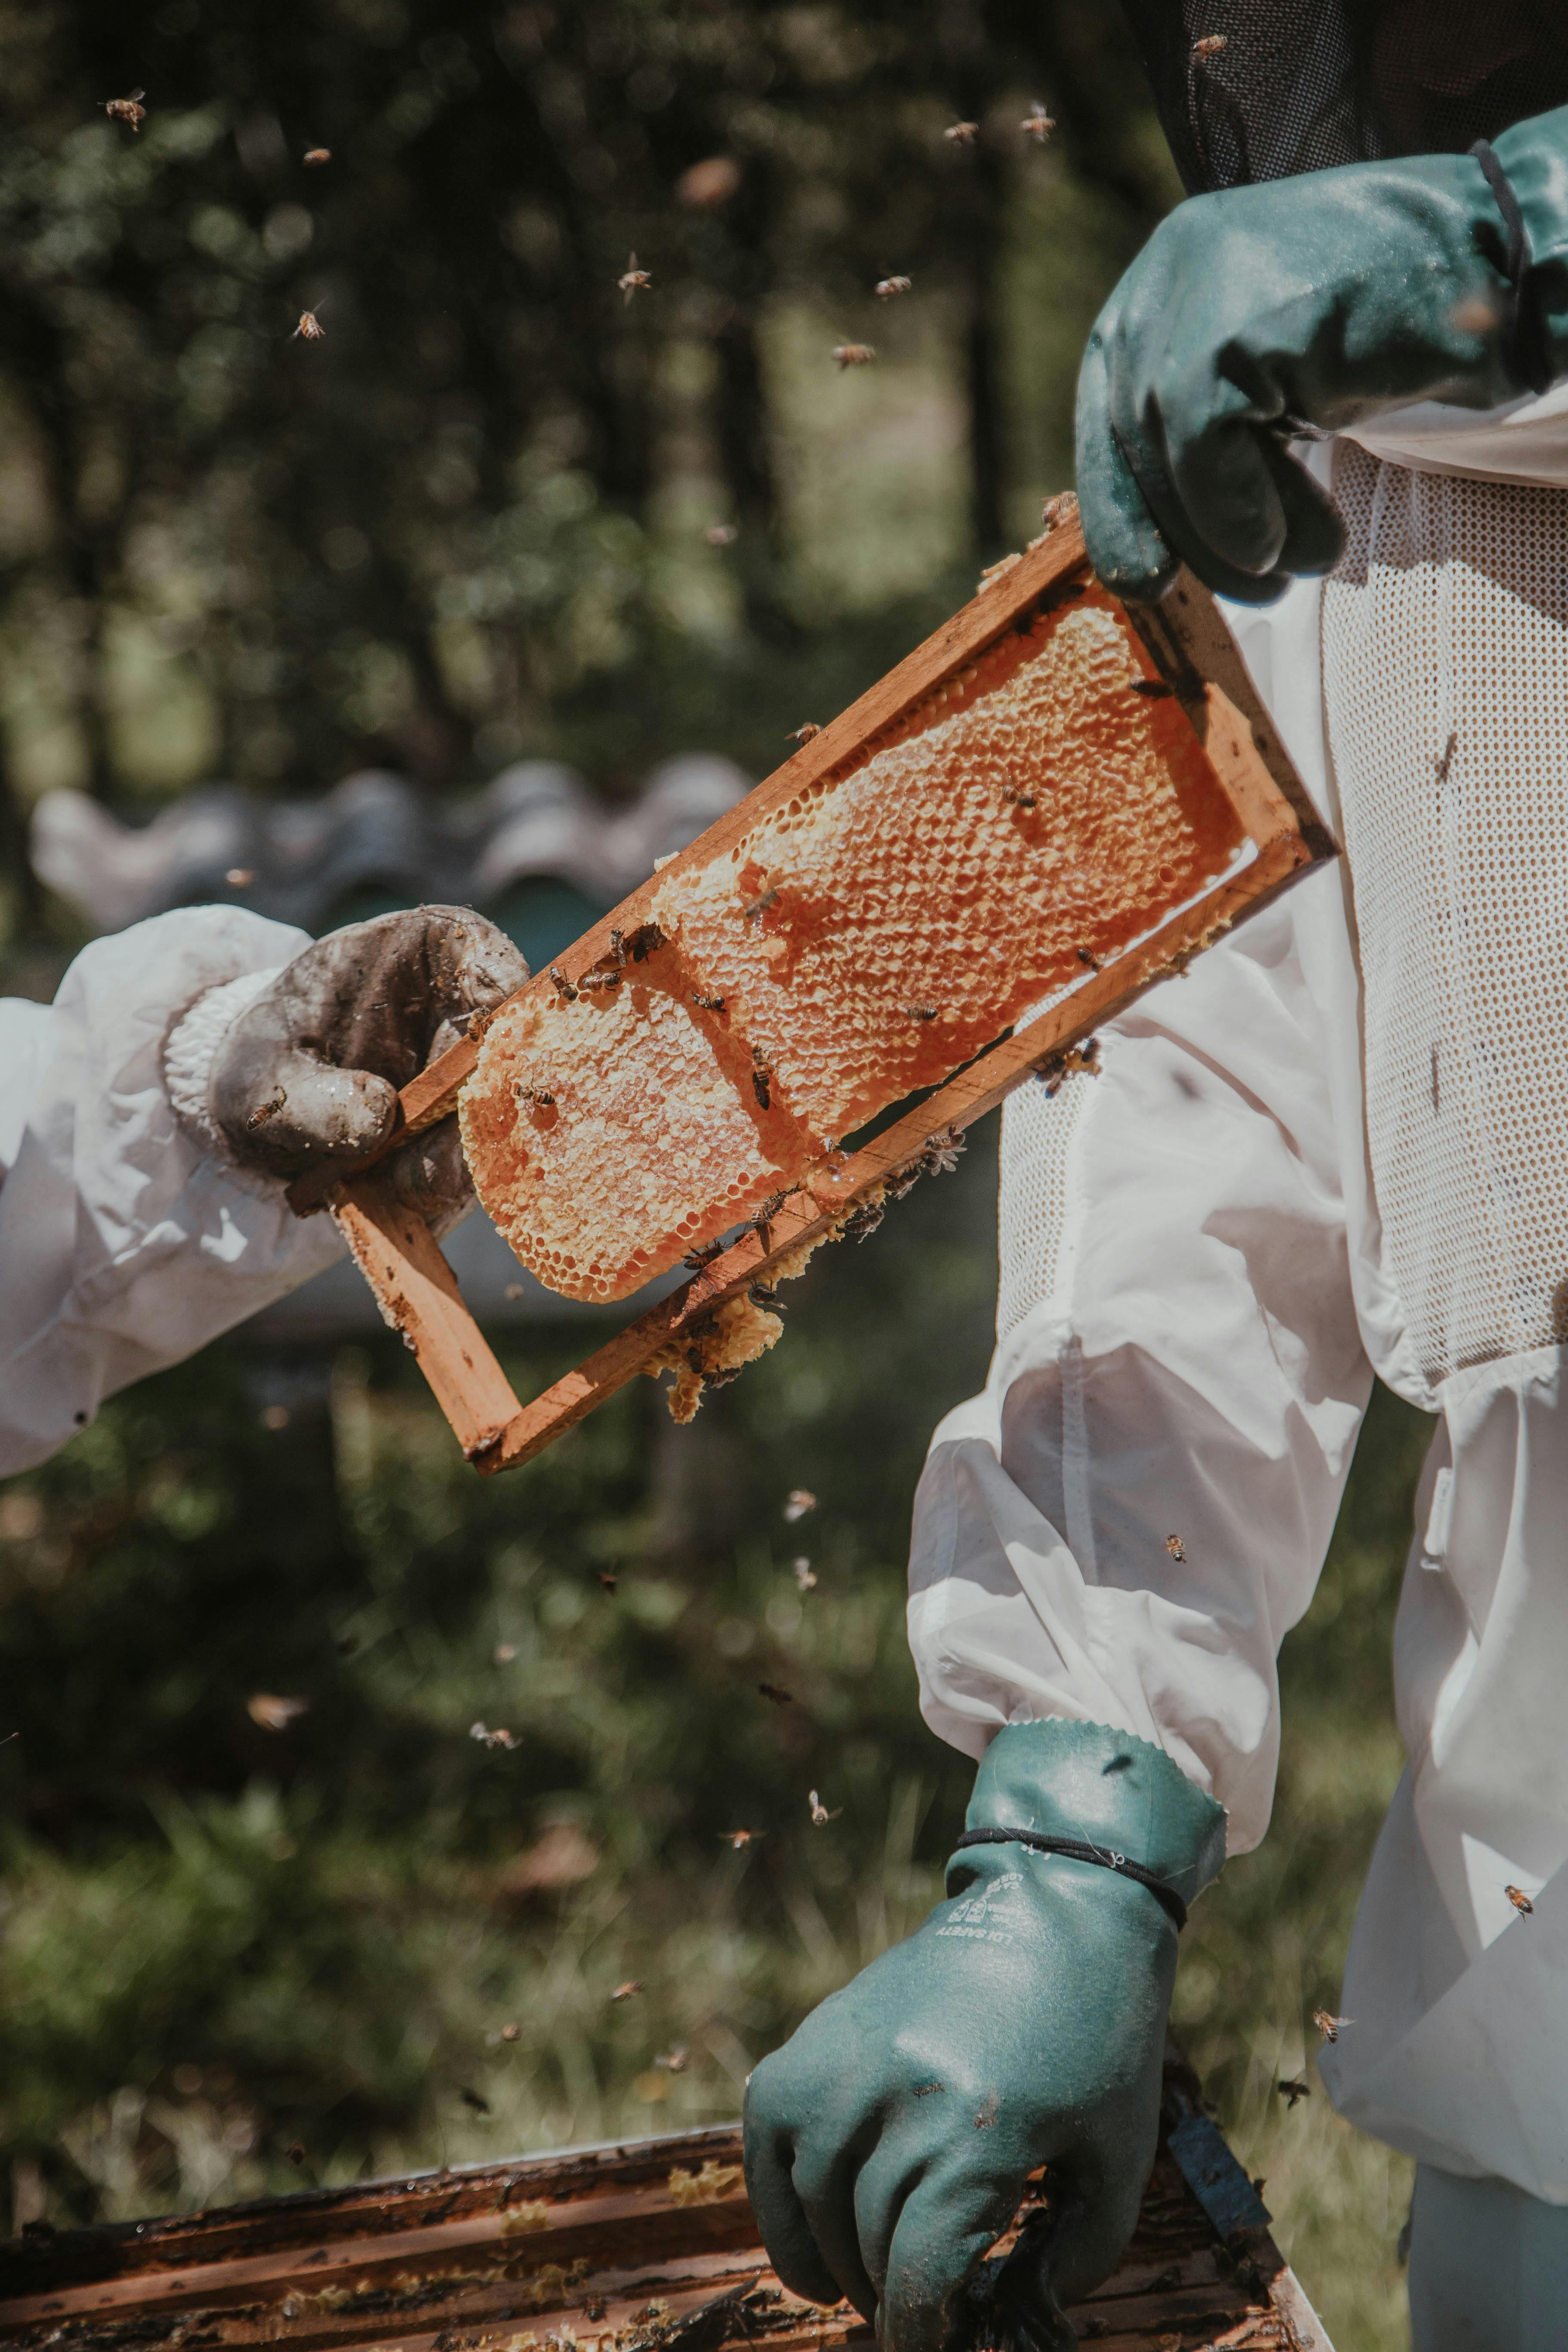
[0,0,1169,816]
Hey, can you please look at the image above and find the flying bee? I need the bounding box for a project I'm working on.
[944,120,980,145]
[793,1557,816,1591]
[783,1488,817,1522]
[875,275,913,300]
[1506,1884,1536,1917]
[104,88,147,130]
[611,1980,643,2002]
[303,146,331,165]
[1191,33,1228,58]
[808,1789,842,1825]
[692,990,726,1012]
[758,1682,794,1706]
[500,2023,521,2042]
[655,2045,689,2073]
[1313,2008,1352,2042]
[722,1827,763,1849]
[832,343,876,369]
[597,1571,618,1591]
[246,1086,287,1132]
[469,1721,517,1750]
[619,252,652,305]
[788,720,821,743]
[292,309,326,341]
[1165,1533,1186,1562]
[1277,2078,1310,2109]
[706,521,738,546]
[1020,102,1056,144]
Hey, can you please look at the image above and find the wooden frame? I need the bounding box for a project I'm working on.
[0,2062,1334,2350]
[288,518,1334,1473]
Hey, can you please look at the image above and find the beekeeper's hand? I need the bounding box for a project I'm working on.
[743,1722,1225,2352]
[1077,103,1568,604]
[208,906,527,1223]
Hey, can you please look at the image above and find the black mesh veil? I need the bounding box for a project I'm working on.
[1121,2,1568,196]
[1119,0,1383,193]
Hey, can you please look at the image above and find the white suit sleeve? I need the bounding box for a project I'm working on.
[0,906,346,1475]
[907,870,1375,1854]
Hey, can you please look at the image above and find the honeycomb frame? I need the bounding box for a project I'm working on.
[299,523,1335,1472]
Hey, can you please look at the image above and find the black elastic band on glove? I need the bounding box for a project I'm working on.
[953,1828,1189,1930]
[1471,138,1553,396]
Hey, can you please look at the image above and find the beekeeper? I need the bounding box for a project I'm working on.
[0,906,525,1475]
[746,23,1568,2352]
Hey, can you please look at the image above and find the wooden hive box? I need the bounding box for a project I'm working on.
[0,2057,1331,2352]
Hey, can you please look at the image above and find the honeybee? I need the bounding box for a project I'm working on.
[1506,1884,1536,1917]
[1191,33,1228,58]
[611,1980,643,2002]
[1020,102,1056,144]
[619,252,652,304]
[808,1789,842,1825]
[104,88,146,130]
[944,121,980,145]
[706,521,738,546]
[1277,2078,1310,2109]
[752,1068,772,1110]
[923,1125,965,1175]
[832,343,876,369]
[747,1281,783,1312]
[1002,786,1036,810]
[549,965,578,1001]
[722,1828,763,1848]
[292,310,326,341]
[842,1199,885,1244]
[1039,490,1079,534]
[906,1004,939,1022]
[692,990,726,1012]
[500,2023,521,2042]
[875,275,913,300]
[623,920,666,961]
[743,884,779,924]
[303,146,331,165]
[1130,677,1174,700]
[655,2046,689,2073]
[1165,1534,1186,1562]
[783,1488,817,1522]
[793,1559,816,1591]
[788,721,821,743]
[1077,947,1100,971]
[609,927,627,965]
[1313,2009,1351,2042]
[683,1239,725,1271]
[598,1571,618,1591]
[469,1721,517,1749]
[758,1682,794,1706]
[514,1082,554,1106]
[246,1087,287,1132]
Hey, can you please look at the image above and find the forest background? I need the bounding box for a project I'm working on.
[0,3,1428,2345]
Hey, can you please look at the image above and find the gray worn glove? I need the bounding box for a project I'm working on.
[210,907,527,1221]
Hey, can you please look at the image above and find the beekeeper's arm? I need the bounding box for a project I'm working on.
[0,903,525,1477]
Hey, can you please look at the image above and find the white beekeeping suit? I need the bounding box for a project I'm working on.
[0,899,527,1476]
[908,397,1568,2217]
[0,909,344,1474]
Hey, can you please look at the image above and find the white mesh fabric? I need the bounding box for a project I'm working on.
[1323,443,1568,1387]
[995,1062,1095,1342]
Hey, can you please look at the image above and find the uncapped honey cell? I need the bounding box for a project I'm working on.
[463,588,1250,1301]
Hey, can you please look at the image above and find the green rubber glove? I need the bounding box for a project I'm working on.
[743,1720,1225,2352]
[1076,103,1568,605]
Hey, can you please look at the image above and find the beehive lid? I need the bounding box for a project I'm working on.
[0,2058,1331,2352]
